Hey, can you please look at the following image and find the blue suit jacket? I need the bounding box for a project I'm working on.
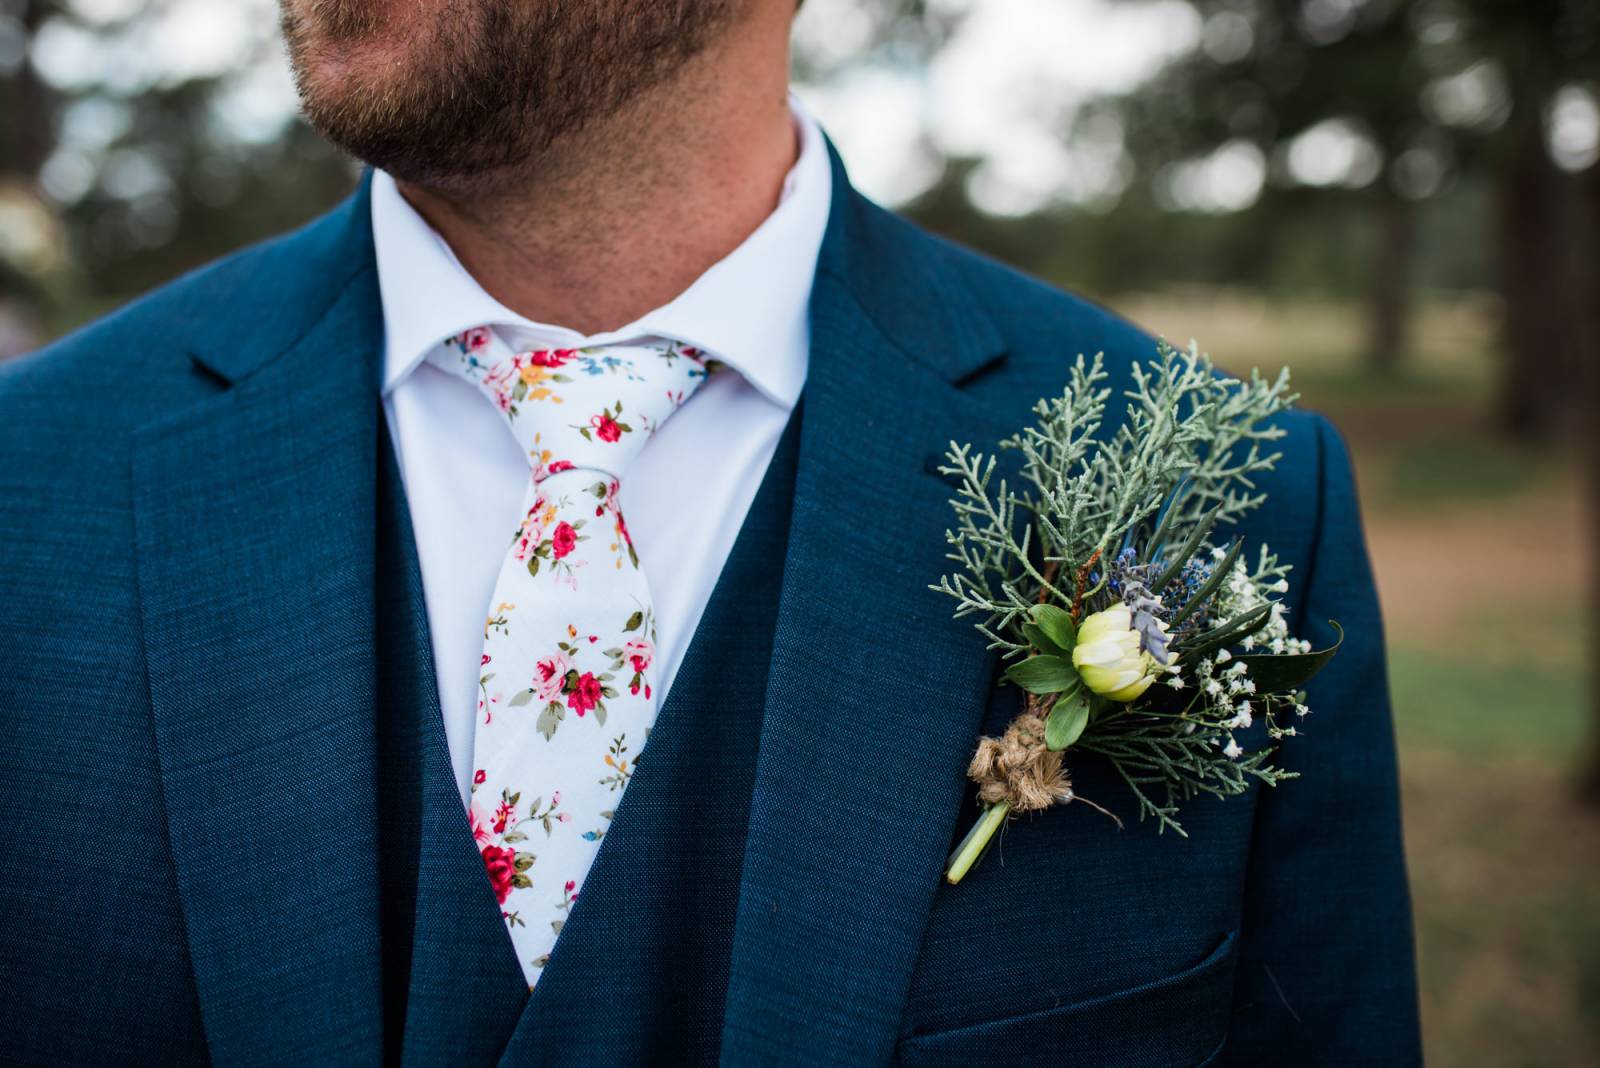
[0,150,1420,1065]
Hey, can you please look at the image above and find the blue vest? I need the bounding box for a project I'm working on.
[373,409,802,1063]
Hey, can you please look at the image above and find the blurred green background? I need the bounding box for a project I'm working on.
[1,0,1596,1062]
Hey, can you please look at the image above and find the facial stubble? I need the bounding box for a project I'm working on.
[282,0,738,191]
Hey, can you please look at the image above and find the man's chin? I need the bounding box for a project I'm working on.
[282,0,392,44]
[298,91,515,192]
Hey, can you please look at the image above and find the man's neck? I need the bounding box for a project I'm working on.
[395,18,798,337]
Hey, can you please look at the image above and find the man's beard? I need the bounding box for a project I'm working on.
[281,0,737,189]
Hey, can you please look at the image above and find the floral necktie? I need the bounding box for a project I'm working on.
[428,326,710,984]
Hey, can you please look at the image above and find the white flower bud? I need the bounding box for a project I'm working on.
[1071,604,1167,702]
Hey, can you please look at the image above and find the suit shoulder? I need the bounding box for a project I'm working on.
[0,189,366,419]
[878,206,1156,374]
[887,210,1328,538]
[892,211,1324,426]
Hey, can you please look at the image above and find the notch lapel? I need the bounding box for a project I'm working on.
[720,152,1017,1064]
[132,186,390,1064]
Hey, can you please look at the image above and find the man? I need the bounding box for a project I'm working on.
[0,1,1420,1064]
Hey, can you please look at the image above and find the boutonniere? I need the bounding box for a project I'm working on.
[935,342,1341,884]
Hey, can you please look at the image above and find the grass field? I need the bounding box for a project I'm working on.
[1129,290,1600,1066]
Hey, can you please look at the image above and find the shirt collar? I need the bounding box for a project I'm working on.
[372,93,832,410]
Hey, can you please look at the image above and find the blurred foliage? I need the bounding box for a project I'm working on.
[0,0,357,340]
[4,0,1597,434]
[901,0,1600,438]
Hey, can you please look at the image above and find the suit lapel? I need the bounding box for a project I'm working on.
[719,149,1016,1064]
[132,183,390,1064]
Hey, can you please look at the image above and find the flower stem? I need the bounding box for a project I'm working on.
[945,801,1011,885]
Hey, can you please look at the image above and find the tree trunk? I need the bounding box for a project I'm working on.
[1366,182,1414,375]
[1577,156,1600,808]
[1493,109,1582,440]
[0,1,57,181]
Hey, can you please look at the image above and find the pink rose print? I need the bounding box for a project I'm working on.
[551,522,578,560]
[493,798,515,835]
[531,348,576,368]
[547,460,574,475]
[568,672,603,716]
[534,651,573,702]
[462,327,493,353]
[574,402,632,444]
[474,769,487,786]
[624,638,653,675]
[480,843,517,905]
[512,498,552,563]
[604,623,654,699]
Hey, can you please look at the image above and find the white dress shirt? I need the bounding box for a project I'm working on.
[373,97,832,804]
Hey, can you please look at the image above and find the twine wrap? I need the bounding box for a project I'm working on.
[966,708,1074,811]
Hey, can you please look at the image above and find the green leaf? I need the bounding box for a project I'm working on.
[1176,602,1272,661]
[1005,654,1080,694]
[1044,688,1090,751]
[536,703,564,741]
[508,690,534,707]
[623,611,644,632]
[1151,503,1224,594]
[1141,480,1191,564]
[526,556,541,578]
[1030,603,1077,651]
[1234,621,1343,693]
[1020,623,1061,657]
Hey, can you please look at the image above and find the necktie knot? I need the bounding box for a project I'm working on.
[430,326,711,481]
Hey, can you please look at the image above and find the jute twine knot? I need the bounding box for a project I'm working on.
[967,710,1074,811]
